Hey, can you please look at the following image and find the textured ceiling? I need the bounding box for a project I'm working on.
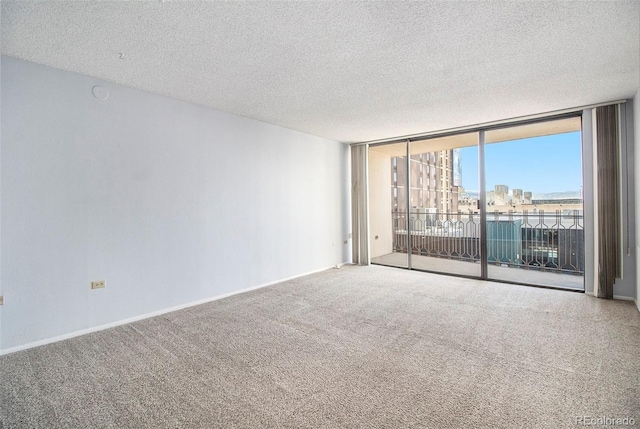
[2,1,639,143]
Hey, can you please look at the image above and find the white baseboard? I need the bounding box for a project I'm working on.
[333,262,353,268]
[585,291,635,301]
[0,263,349,356]
[613,295,636,301]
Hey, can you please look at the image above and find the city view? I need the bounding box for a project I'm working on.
[369,119,584,289]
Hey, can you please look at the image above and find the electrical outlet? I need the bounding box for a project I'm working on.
[0,296,4,305]
[91,280,106,290]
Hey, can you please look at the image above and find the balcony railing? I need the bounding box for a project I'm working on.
[392,209,584,276]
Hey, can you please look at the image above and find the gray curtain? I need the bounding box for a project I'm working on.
[595,105,620,299]
[351,145,370,265]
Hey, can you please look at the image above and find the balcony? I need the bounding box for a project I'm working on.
[372,209,584,290]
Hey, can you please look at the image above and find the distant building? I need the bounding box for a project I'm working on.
[531,198,582,205]
[512,189,523,203]
[391,149,458,213]
[457,184,582,214]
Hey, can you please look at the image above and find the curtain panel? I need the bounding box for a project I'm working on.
[351,145,370,265]
[595,104,621,298]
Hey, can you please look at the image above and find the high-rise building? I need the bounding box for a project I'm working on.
[391,149,459,213]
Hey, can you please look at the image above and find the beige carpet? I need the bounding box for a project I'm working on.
[1,265,639,428]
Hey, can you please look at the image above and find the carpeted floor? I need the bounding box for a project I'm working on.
[1,265,639,428]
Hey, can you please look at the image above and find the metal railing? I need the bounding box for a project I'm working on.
[392,209,584,276]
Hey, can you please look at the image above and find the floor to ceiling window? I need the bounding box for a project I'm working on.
[369,142,409,268]
[368,115,584,290]
[483,118,584,289]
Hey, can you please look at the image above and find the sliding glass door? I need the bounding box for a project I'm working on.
[484,118,584,289]
[407,133,481,277]
[369,142,409,268]
[368,134,481,276]
[367,115,585,291]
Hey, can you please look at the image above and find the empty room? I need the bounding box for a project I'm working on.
[1,1,639,428]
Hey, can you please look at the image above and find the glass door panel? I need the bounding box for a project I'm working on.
[408,133,481,277]
[484,117,584,289]
[369,142,408,268]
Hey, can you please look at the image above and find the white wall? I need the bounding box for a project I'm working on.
[0,52,3,349]
[635,92,640,311]
[0,56,351,352]
[368,149,393,258]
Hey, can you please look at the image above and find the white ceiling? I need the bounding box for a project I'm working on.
[2,1,639,143]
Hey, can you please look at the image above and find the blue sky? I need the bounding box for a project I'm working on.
[459,131,582,194]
